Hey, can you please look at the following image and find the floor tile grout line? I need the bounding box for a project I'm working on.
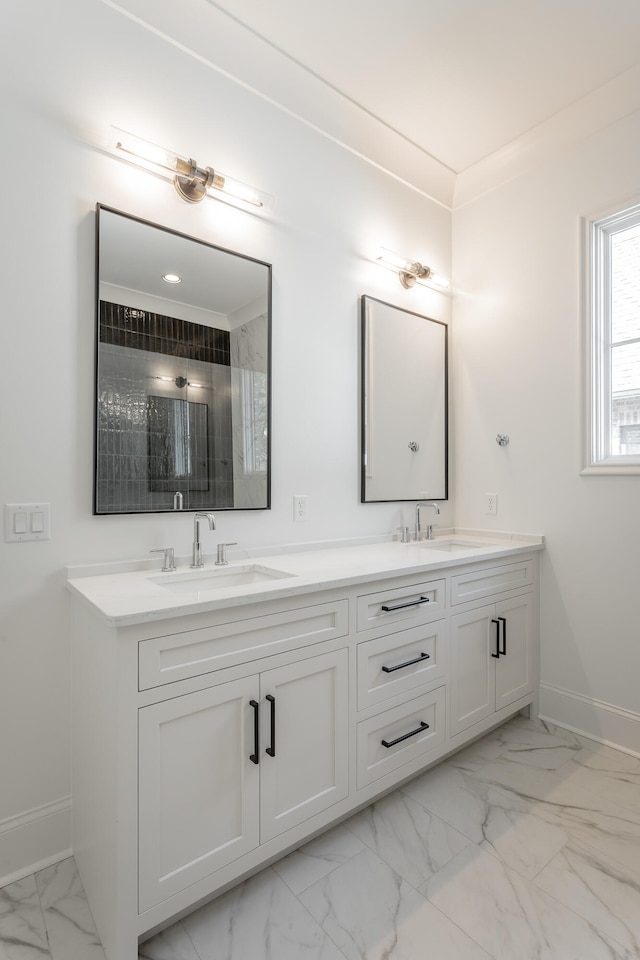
[4,870,54,960]
[547,828,640,885]
[416,878,501,960]
[290,877,353,960]
[180,918,203,960]
[528,867,639,957]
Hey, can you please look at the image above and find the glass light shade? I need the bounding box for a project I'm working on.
[376,246,450,291]
[110,127,272,209]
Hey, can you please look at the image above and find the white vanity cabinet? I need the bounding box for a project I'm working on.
[138,648,348,912]
[449,560,535,738]
[69,541,541,960]
[138,675,260,912]
[353,576,448,787]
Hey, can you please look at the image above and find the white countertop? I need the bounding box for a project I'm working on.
[66,531,544,627]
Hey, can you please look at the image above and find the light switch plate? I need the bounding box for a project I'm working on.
[4,503,51,542]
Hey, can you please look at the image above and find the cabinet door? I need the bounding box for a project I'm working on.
[450,604,496,737]
[138,676,260,912]
[259,649,349,842]
[495,593,533,710]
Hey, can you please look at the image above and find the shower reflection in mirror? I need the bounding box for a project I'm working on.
[95,206,271,514]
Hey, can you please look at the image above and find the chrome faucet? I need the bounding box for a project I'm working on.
[191,513,216,568]
[414,501,440,541]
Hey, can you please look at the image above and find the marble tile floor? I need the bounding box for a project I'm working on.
[2,716,640,960]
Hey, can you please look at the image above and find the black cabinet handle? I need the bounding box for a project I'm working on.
[381,596,429,613]
[498,616,507,655]
[266,694,276,757]
[491,619,501,658]
[249,699,259,764]
[382,652,430,674]
[381,720,429,748]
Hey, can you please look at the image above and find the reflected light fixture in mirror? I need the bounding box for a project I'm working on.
[110,126,273,211]
[375,247,451,292]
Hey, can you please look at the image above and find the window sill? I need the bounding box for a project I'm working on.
[581,460,640,475]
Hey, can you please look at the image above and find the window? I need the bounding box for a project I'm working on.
[241,368,268,474]
[583,200,640,473]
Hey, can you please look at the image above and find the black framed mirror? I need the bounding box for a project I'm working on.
[361,295,448,502]
[94,205,271,514]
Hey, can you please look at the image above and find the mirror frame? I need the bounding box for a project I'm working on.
[94,204,272,515]
[360,295,448,503]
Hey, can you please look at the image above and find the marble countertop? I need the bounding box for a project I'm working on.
[66,530,544,627]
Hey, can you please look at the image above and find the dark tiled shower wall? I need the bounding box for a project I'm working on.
[99,301,231,366]
[96,304,234,513]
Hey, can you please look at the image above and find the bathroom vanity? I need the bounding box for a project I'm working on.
[67,533,542,959]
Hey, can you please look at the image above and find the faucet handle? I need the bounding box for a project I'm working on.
[215,542,238,566]
[396,526,410,543]
[150,547,176,572]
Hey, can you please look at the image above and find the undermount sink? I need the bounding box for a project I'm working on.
[149,564,295,593]
[411,539,491,552]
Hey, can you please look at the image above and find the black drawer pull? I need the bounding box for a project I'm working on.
[498,616,507,656]
[382,652,430,674]
[381,720,429,749]
[266,694,276,757]
[491,619,501,658]
[249,699,259,764]
[381,596,430,613]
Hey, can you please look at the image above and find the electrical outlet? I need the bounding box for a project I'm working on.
[485,493,498,516]
[293,495,308,521]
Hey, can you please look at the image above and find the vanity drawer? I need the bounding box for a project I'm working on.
[450,559,534,606]
[356,579,445,634]
[356,686,445,788]
[138,600,349,690]
[356,620,447,711]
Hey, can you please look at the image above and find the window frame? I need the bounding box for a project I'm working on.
[582,198,640,474]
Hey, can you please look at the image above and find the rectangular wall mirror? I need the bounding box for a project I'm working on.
[95,205,271,514]
[361,295,448,502]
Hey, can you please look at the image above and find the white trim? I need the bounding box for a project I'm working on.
[0,796,72,887]
[454,65,640,209]
[539,682,640,759]
[581,462,640,475]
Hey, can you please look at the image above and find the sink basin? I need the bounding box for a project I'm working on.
[410,539,490,552]
[149,564,295,594]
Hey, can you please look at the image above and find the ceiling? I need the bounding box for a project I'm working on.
[99,209,269,322]
[207,0,640,176]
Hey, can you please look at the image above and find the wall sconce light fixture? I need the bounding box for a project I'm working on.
[375,247,451,292]
[155,375,204,389]
[110,127,272,210]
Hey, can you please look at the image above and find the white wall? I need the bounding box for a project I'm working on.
[0,0,451,881]
[453,110,640,754]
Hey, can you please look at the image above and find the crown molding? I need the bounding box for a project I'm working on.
[100,0,456,209]
[454,63,640,209]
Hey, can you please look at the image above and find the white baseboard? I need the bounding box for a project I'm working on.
[0,796,72,887]
[539,682,640,759]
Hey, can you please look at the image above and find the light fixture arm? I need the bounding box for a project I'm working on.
[174,158,223,203]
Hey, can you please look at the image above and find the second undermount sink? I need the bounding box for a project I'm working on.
[411,539,491,552]
[149,564,295,594]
